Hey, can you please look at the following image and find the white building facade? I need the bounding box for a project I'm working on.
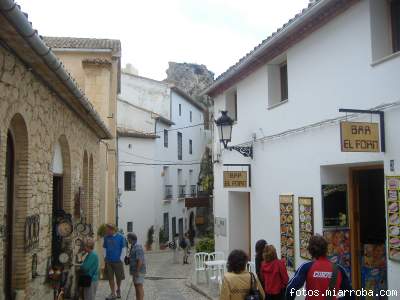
[205,0,400,295]
[117,73,207,246]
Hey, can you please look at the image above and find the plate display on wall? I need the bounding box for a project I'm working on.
[298,197,313,260]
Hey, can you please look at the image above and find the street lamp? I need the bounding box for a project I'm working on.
[214,111,253,158]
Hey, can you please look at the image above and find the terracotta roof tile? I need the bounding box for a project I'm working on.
[43,36,121,53]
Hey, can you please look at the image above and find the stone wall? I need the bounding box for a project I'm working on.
[0,45,101,299]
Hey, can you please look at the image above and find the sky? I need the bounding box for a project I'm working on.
[17,0,310,80]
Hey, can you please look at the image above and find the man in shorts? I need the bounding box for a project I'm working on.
[103,224,126,299]
[127,233,146,300]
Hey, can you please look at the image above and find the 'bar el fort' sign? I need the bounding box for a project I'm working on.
[223,171,248,188]
[340,121,380,152]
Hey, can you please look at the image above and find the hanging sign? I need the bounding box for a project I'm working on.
[340,122,380,152]
[223,171,248,188]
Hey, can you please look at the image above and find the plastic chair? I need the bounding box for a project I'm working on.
[208,251,225,261]
[247,261,256,274]
[194,252,208,283]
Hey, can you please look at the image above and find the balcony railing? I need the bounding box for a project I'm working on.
[190,185,197,197]
[164,185,173,200]
[178,185,186,198]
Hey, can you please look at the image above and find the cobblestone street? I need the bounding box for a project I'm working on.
[96,250,209,300]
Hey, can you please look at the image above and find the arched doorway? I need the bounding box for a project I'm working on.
[4,114,29,299]
[5,131,15,299]
[51,140,64,267]
[89,155,94,225]
[82,151,88,221]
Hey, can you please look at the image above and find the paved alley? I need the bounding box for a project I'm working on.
[96,250,209,300]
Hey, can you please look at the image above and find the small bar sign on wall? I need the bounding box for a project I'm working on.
[340,121,380,152]
[223,171,248,188]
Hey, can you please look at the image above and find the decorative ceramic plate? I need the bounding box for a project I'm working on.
[57,221,73,238]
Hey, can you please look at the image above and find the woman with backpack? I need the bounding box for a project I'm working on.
[260,245,288,300]
[220,249,265,300]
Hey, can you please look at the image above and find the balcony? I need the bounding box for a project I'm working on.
[164,185,173,201]
[178,185,186,199]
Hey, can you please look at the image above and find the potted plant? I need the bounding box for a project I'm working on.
[145,226,154,251]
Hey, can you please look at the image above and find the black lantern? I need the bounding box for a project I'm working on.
[215,111,234,148]
[214,111,253,158]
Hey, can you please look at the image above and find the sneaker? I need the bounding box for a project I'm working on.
[116,290,121,299]
[106,294,117,300]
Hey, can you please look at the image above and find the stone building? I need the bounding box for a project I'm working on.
[42,36,121,228]
[0,1,111,299]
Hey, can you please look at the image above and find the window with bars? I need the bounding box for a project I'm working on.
[177,132,182,160]
[164,129,168,148]
[189,139,193,155]
[124,171,136,191]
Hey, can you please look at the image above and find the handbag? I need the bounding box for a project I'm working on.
[78,274,92,287]
[124,244,133,266]
[245,272,262,300]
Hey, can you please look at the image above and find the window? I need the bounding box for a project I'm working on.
[177,132,182,160]
[226,89,237,121]
[392,0,400,53]
[370,0,400,61]
[127,222,133,233]
[189,139,193,154]
[267,56,289,107]
[280,63,288,101]
[164,129,168,148]
[124,171,136,191]
[190,111,192,122]
[179,104,182,116]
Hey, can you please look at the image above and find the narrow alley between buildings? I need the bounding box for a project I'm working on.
[96,251,209,300]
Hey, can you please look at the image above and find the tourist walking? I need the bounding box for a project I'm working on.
[170,233,180,264]
[220,249,265,300]
[255,239,267,285]
[286,234,354,300]
[181,232,191,264]
[103,224,126,300]
[127,233,146,300]
[260,245,288,300]
[80,238,99,300]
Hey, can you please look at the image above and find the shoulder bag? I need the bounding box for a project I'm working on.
[245,272,262,300]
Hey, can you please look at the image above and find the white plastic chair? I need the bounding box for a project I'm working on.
[194,252,208,283]
[247,261,256,274]
[208,251,225,261]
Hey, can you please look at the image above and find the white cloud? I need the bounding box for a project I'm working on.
[17,0,309,80]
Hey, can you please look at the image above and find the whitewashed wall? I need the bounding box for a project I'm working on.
[118,75,207,244]
[212,0,400,294]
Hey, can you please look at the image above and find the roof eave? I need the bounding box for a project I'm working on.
[203,0,359,97]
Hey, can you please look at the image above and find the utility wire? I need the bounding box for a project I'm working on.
[119,149,201,164]
[232,100,400,148]
[119,161,201,166]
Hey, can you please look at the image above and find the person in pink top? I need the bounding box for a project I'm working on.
[260,245,289,300]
